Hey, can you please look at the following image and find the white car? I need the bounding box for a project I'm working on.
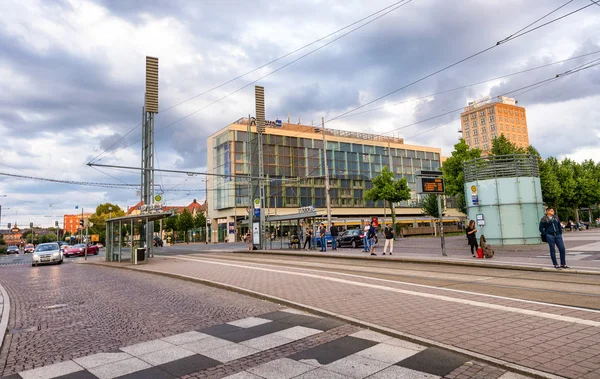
[32,242,63,266]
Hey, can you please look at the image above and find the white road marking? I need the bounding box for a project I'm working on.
[169,255,600,327]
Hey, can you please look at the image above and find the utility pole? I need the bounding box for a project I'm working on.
[80,207,84,243]
[388,141,395,227]
[321,117,332,227]
[255,86,266,250]
[84,219,89,260]
[437,194,446,257]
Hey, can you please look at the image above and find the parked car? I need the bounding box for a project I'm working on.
[153,237,163,247]
[95,243,104,248]
[338,229,365,248]
[6,245,19,254]
[24,244,35,254]
[32,242,63,266]
[315,232,338,247]
[64,243,98,257]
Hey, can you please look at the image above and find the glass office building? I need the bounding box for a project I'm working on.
[207,118,443,242]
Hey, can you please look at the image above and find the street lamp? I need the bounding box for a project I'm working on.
[315,117,332,228]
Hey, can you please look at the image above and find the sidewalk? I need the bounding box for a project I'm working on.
[91,255,600,379]
[0,282,8,352]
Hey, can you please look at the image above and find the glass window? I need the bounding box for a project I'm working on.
[480,118,486,125]
[406,150,415,158]
[473,129,478,136]
[489,115,495,122]
[472,120,477,127]
[470,113,476,119]
[479,111,485,116]
[488,108,494,114]
[463,116,468,122]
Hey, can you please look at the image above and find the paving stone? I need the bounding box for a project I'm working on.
[280,308,313,316]
[138,345,196,366]
[303,318,346,331]
[180,336,234,354]
[218,321,291,343]
[289,336,378,366]
[54,371,102,379]
[292,368,352,378]
[157,354,222,377]
[221,372,263,379]
[112,366,175,379]
[355,342,421,364]
[87,357,151,379]
[120,339,175,357]
[199,324,244,338]
[19,361,84,379]
[350,330,392,343]
[161,331,211,345]
[73,352,133,369]
[383,338,427,352]
[324,354,391,378]
[497,373,533,379]
[246,358,314,379]
[200,343,260,362]
[239,333,294,351]
[368,365,441,378]
[277,314,322,327]
[272,326,322,340]
[396,347,471,377]
[227,317,272,328]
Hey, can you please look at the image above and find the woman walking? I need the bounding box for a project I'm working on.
[466,220,478,257]
[303,228,312,250]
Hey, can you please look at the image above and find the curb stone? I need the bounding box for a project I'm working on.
[0,282,9,352]
[89,260,565,379]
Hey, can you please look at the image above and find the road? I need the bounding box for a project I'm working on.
[0,249,105,267]
[0,251,541,378]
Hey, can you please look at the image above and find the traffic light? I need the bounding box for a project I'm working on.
[80,219,84,227]
[30,222,33,228]
[7,223,11,229]
[55,221,59,227]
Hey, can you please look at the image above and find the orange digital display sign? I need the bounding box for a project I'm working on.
[421,177,445,193]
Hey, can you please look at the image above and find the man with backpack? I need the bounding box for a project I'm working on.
[383,223,394,255]
[367,221,377,256]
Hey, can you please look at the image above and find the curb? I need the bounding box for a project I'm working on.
[90,260,565,379]
[226,249,600,276]
[0,282,10,352]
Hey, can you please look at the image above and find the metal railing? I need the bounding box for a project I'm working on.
[463,154,540,182]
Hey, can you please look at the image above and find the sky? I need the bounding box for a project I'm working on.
[0,0,599,228]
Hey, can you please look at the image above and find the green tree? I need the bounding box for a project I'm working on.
[88,203,126,244]
[556,158,578,220]
[164,214,178,232]
[420,194,440,218]
[176,209,194,243]
[441,139,482,214]
[490,134,526,155]
[539,157,562,209]
[193,211,206,241]
[364,166,411,225]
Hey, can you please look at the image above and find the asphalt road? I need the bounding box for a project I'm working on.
[0,249,105,266]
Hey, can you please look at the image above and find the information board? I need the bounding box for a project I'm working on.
[421,177,445,194]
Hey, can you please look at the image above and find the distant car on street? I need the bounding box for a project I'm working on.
[153,237,163,247]
[64,243,98,257]
[24,244,35,254]
[316,232,337,247]
[338,229,365,248]
[32,242,63,266]
[6,245,19,254]
[95,243,104,248]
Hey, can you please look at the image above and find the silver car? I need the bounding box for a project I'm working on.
[32,242,63,266]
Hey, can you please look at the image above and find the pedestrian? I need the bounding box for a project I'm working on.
[383,223,394,255]
[303,228,312,250]
[245,230,252,251]
[368,221,377,256]
[319,223,327,252]
[539,208,569,269]
[363,221,371,253]
[330,222,339,250]
[466,220,478,257]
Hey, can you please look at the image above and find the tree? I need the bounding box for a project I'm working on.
[490,134,526,155]
[441,139,482,214]
[88,203,126,244]
[164,214,178,233]
[539,157,562,209]
[364,166,411,225]
[193,211,206,241]
[176,209,194,243]
[421,194,440,218]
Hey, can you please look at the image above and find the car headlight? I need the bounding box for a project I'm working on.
[53,252,60,257]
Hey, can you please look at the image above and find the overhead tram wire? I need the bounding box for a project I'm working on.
[334,49,600,120]
[89,1,415,163]
[326,0,595,123]
[402,61,600,141]
[0,171,139,189]
[88,0,413,164]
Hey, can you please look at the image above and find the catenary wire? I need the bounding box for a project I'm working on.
[327,0,594,122]
[88,0,413,164]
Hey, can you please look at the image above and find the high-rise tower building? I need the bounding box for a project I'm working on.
[460,96,529,152]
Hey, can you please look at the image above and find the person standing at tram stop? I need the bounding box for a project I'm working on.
[330,222,339,250]
[363,221,371,253]
[383,223,394,255]
[319,223,327,252]
[466,220,478,257]
[539,207,569,269]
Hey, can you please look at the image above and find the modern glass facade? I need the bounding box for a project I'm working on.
[210,119,442,213]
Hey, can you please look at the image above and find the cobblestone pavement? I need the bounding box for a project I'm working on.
[5,309,526,379]
[100,254,600,379]
[0,262,282,377]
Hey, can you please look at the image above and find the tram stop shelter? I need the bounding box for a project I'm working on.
[105,211,174,264]
[241,209,322,249]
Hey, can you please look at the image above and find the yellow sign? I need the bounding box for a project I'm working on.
[155,194,162,202]
[91,234,99,242]
[471,185,477,193]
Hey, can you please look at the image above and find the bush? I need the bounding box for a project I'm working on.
[0,247,6,255]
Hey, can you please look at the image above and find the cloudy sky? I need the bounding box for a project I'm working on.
[0,0,599,228]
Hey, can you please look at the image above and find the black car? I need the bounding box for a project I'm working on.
[153,237,163,247]
[338,229,365,248]
[6,245,19,254]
